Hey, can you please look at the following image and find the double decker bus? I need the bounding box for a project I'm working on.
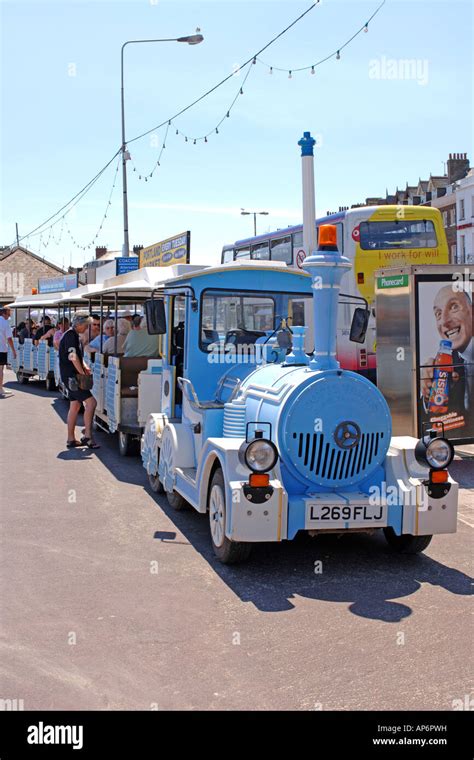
[222,205,449,377]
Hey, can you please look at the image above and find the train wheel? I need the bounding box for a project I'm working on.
[383,528,432,555]
[16,370,29,385]
[208,469,251,564]
[45,374,56,392]
[118,431,132,457]
[148,472,164,494]
[166,490,187,510]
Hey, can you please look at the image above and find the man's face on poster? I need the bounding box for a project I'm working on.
[433,286,473,353]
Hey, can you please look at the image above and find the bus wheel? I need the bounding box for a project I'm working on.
[45,374,56,392]
[148,472,164,494]
[383,528,433,555]
[208,469,251,564]
[16,370,29,385]
[166,490,187,510]
[118,431,132,457]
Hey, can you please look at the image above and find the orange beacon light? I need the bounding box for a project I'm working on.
[318,224,338,250]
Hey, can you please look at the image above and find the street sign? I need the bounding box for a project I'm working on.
[295,248,307,269]
[139,231,190,269]
[376,274,409,289]
[116,257,139,276]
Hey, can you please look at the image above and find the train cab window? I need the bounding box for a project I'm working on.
[271,236,292,264]
[200,290,274,353]
[251,242,270,260]
[170,295,186,405]
[288,297,308,326]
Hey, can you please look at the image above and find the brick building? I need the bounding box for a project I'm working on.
[0,246,66,306]
[342,153,471,262]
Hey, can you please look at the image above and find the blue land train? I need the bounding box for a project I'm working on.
[141,226,458,563]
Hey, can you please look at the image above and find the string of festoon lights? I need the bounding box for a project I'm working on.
[34,156,121,255]
[15,0,386,247]
[127,0,385,181]
[63,157,121,252]
[258,0,385,76]
[130,122,171,182]
[131,63,254,181]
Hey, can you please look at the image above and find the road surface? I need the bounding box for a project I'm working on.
[1,369,473,711]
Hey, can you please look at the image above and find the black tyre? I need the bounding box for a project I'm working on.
[45,374,56,392]
[208,468,251,564]
[16,370,29,385]
[166,490,187,510]
[148,472,164,494]
[383,527,433,555]
[118,431,132,457]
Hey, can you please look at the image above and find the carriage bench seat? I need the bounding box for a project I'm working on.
[119,356,149,398]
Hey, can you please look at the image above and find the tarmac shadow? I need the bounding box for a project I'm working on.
[57,448,96,460]
[147,493,473,622]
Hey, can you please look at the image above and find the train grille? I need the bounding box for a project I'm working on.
[291,431,385,485]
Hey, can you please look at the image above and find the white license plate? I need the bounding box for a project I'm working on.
[305,502,387,528]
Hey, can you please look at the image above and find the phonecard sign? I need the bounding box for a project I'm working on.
[139,231,190,269]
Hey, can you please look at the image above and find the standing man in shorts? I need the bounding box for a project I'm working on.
[59,314,99,449]
[0,307,16,398]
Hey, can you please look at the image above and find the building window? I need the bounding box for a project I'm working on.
[471,195,474,218]
[442,210,448,227]
[450,244,457,263]
[460,235,466,262]
[459,199,465,220]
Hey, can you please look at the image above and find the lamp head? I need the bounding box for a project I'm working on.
[177,34,204,45]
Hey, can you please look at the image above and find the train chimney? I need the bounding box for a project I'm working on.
[298,131,317,257]
[303,224,351,371]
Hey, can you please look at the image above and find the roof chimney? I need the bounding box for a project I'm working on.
[95,246,107,259]
[447,153,470,183]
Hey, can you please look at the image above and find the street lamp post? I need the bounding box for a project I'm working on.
[240,209,269,237]
[121,33,203,256]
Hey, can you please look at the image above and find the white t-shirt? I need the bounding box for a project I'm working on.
[0,316,13,352]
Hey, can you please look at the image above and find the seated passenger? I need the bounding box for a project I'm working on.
[18,319,35,344]
[53,318,70,350]
[123,316,160,358]
[102,318,130,354]
[33,316,53,344]
[80,314,100,352]
[84,319,114,355]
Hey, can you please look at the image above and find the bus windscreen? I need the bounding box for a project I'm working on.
[359,220,437,250]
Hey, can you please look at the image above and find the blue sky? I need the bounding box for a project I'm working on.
[1,0,472,269]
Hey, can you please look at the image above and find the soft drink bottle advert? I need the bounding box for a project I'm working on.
[428,339,453,414]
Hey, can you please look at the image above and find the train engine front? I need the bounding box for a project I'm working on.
[219,225,458,559]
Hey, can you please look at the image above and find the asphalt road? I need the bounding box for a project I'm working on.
[1,369,473,711]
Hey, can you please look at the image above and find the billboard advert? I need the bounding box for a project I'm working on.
[38,273,78,294]
[139,231,190,269]
[416,272,473,442]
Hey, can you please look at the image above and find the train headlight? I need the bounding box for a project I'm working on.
[240,438,278,473]
[415,435,454,470]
